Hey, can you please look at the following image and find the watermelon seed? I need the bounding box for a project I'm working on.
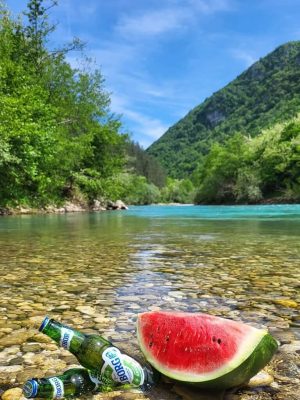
[165,335,170,342]
[212,336,217,342]
[149,341,153,348]
[217,338,222,344]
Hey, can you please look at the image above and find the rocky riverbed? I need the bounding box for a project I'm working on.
[0,211,299,399]
[0,288,299,399]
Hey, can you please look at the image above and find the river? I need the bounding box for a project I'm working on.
[0,205,299,399]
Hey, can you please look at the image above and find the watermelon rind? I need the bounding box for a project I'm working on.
[189,333,277,389]
[137,313,278,389]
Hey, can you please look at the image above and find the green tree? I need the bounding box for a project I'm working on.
[194,134,247,203]
[0,0,127,207]
[161,178,195,203]
[126,141,166,187]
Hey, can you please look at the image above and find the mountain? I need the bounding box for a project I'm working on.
[146,41,300,178]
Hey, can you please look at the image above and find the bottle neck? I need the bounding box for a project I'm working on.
[23,378,56,399]
[39,317,85,354]
[140,363,160,393]
[23,369,99,398]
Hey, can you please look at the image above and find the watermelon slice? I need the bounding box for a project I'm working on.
[137,311,278,389]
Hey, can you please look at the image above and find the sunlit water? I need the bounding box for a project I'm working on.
[0,205,299,399]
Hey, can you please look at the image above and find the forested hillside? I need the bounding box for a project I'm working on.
[147,41,300,179]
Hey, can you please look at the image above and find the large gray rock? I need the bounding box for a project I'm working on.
[63,202,85,213]
[91,199,106,211]
[106,200,128,210]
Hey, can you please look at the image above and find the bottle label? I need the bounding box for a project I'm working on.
[100,347,145,387]
[49,377,64,399]
[87,370,101,391]
[60,327,74,350]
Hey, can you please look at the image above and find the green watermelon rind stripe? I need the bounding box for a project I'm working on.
[189,333,278,389]
[139,330,278,389]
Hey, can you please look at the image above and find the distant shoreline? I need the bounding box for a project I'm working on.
[1,198,299,216]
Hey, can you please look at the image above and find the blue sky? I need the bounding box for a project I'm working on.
[5,0,300,148]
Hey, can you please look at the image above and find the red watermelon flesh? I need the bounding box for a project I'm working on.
[137,311,278,388]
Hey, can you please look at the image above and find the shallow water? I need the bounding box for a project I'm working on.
[0,205,299,399]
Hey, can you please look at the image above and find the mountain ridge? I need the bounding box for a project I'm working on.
[146,41,300,178]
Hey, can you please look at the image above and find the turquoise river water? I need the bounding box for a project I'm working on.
[0,204,299,400]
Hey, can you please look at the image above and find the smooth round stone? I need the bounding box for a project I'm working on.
[0,345,20,356]
[94,316,115,324]
[16,367,44,383]
[31,333,53,344]
[41,343,59,351]
[76,306,97,316]
[28,315,44,327]
[274,299,298,308]
[0,365,23,384]
[0,329,35,350]
[0,328,13,334]
[21,343,42,353]
[6,323,22,330]
[247,370,274,387]
[274,330,296,344]
[55,305,71,310]
[32,303,46,311]
[1,388,25,400]
[280,342,300,353]
[22,353,67,371]
[8,356,24,366]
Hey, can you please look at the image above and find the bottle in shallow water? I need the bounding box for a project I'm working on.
[22,368,101,399]
[39,316,159,393]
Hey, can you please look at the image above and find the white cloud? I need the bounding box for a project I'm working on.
[111,94,169,147]
[230,49,257,67]
[115,0,234,38]
[116,7,189,37]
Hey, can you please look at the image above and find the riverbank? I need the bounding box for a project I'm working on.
[1,197,299,217]
[0,199,128,216]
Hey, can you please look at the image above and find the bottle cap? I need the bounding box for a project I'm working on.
[23,379,39,398]
[39,316,50,332]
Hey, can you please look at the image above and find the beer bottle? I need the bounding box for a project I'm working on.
[22,368,101,398]
[39,316,159,393]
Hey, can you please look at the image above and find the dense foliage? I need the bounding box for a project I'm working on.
[126,141,166,188]
[147,41,300,179]
[194,116,300,203]
[0,0,130,207]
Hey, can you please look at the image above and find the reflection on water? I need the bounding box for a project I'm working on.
[0,206,299,399]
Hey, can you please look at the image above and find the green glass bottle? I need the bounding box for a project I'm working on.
[22,368,101,398]
[39,316,159,393]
